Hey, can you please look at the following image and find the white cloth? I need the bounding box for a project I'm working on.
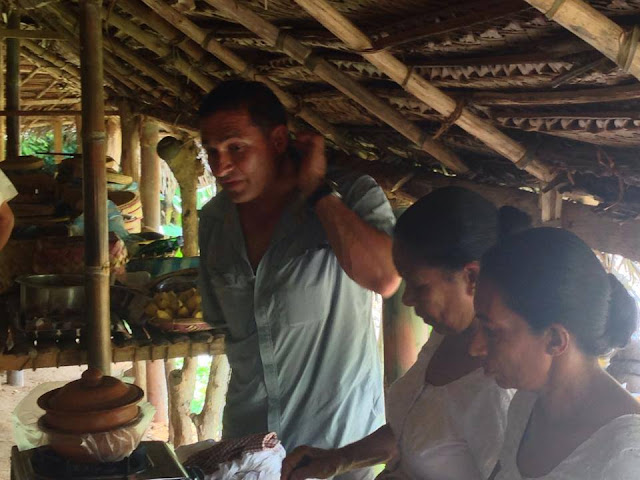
[176,440,286,480]
[382,333,513,480]
[0,168,17,205]
[495,391,640,480]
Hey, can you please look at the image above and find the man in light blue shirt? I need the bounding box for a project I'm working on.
[198,81,400,480]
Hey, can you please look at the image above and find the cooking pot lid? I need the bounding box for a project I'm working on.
[43,368,143,412]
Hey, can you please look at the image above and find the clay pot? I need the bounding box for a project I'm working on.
[38,368,144,434]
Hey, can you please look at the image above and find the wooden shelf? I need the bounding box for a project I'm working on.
[0,334,225,371]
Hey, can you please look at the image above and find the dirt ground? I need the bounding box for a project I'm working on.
[0,364,168,480]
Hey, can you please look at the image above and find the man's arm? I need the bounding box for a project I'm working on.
[314,194,399,297]
[0,202,15,251]
[296,133,400,298]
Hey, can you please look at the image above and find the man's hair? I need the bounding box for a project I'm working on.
[198,80,288,131]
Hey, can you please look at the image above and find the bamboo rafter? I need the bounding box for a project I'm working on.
[525,0,640,81]
[206,0,466,173]
[140,0,359,154]
[293,0,554,183]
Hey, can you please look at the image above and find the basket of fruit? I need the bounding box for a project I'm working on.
[144,287,211,333]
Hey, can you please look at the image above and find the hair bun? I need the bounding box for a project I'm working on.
[497,206,532,239]
[602,274,637,352]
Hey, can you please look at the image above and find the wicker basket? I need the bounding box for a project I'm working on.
[109,191,142,234]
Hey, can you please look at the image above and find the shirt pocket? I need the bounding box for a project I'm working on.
[208,269,256,341]
[275,245,335,327]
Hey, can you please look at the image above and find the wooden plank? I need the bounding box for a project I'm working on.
[0,109,118,116]
[0,336,226,371]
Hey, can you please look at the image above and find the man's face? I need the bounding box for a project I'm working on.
[200,108,283,203]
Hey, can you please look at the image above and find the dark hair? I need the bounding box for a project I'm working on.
[394,186,531,270]
[481,227,638,356]
[198,80,287,131]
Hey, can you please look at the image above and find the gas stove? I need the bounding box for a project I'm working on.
[10,441,203,480]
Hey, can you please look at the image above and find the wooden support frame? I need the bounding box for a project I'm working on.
[0,110,118,117]
[293,0,554,183]
[0,28,64,40]
[6,11,20,163]
[140,0,355,153]
[206,0,466,172]
[525,0,640,81]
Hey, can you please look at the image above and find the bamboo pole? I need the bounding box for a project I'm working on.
[0,44,5,163]
[293,0,554,182]
[140,118,161,232]
[205,0,465,172]
[75,115,83,154]
[6,11,20,163]
[524,0,640,81]
[105,116,121,166]
[80,0,111,375]
[117,0,223,78]
[0,28,64,40]
[102,7,215,92]
[140,0,353,153]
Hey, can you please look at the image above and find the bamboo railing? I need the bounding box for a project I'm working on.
[293,0,555,183]
[205,0,467,173]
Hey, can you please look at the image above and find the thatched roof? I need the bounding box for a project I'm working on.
[9,0,640,220]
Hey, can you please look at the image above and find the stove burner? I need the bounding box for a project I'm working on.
[31,445,149,480]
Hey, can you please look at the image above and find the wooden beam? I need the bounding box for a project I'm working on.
[20,66,40,86]
[6,12,20,163]
[525,0,640,81]
[492,109,640,120]
[80,0,111,375]
[119,98,141,183]
[22,98,81,107]
[351,160,640,262]
[294,0,555,183]
[140,118,161,231]
[206,0,466,173]
[0,28,64,40]
[52,117,63,164]
[140,0,355,153]
[373,0,528,50]
[0,44,5,162]
[470,83,640,106]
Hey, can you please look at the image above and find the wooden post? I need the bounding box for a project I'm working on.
[140,118,161,231]
[525,0,640,81]
[105,116,121,167]
[192,354,230,441]
[167,357,198,447]
[540,189,563,224]
[133,360,147,401]
[292,0,554,183]
[79,0,110,375]
[119,99,141,183]
[204,0,465,173]
[52,118,63,164]
[147,360,169,425]
[6,11,20,162]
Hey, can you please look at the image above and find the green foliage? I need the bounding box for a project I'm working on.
[20,127,78,163]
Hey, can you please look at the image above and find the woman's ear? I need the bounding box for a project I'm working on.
[270,125,289,155]
[463,261,481,296]
[545,324,570,357]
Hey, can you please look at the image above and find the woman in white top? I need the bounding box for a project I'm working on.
[0,168,17,250]
[281,187,529,480]
[470,227,640,480]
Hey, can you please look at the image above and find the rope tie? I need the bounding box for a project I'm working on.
[401,66,415,89]
[274,30,290,51]
[433,100,466,140]
[545,0,568,20]
[240,64,257,80]
[515,148,536,170]
[201,30,217,50]
[618,25,640,73]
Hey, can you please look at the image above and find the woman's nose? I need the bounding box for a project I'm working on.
[469,327,488,358]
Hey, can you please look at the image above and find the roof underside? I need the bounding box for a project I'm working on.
[9,0,640,219]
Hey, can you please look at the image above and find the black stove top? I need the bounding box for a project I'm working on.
[11,441,200,480]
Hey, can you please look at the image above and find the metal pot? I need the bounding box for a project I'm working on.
[16,274,85,318]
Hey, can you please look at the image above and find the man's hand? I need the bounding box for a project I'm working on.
[281,446,349,480]
[294,132,326,198]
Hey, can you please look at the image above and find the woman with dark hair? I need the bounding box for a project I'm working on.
[471,227,640,479]
[281,187,529,480]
